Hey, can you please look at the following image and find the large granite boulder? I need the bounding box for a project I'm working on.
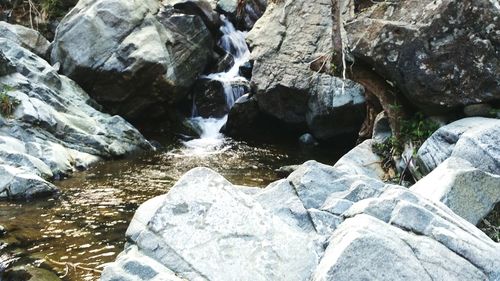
[347,0,500,114]
[51,0,214,123]
[102,138,500,280]
[0,37,152,200]
[246,0,366,140]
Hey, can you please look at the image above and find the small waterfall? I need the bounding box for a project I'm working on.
[181,15,250,155]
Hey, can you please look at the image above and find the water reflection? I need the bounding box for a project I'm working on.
[0,139,346,281]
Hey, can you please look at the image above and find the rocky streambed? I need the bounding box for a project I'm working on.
[0,0,499,280]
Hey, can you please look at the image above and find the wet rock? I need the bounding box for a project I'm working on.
[216,0,267,30]
[0,164,57,200]
[51,0,214,124]
[299,133,318,146]
[248,0,365,140]
[2,266,62,281]
[0,38,152,200]
[192,79,249,118]
[275,165,300,177]
[411,157,500,225]
[0,21,50,59]
[224,94,262,137]
[416,117,500,176]
[372,112,391,142]
[169,0,221,33]
[211,53,235,73]
[347,0,500,114]
[0,225,6,237]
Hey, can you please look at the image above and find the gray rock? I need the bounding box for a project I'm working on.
[347,0,500,114]
[343,187,500,280]
[372,111,391,142]
[299,133,318,146]
[51,0,214,123]
[0,164,57,200]
[0,38,152,200]
[248,0,365,140]
[417,117,500,175]
[0,21,50,59]
[224,94,262,137]
[103,140,500,281]
[107,167,321,281]
[216,0,267,30]
[192,79,249,118]
[411,157,500,225]
[313,214,491,281]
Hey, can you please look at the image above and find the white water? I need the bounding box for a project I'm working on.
[178,15,250,156]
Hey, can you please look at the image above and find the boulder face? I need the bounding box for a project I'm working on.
[246,0,366,140]
[102,137,500,281]
[347,0,500,114]
[51,0,214,123]
[0,37,152,200]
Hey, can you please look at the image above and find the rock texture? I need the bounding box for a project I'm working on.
[214,0,267,30]
[416,117,500,176]
[0,37,152,200]
[51,0,214,123]
[347,0,500,113]
[0,21,50,59]
[102,136,500,280]
[246,0,366,140]
[411,157,500,225]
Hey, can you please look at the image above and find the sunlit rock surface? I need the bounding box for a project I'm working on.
[102,135,500,280]
[51,0,214,123]
[0,38,152,200]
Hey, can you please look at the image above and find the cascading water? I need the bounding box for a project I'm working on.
[180,15,250,155]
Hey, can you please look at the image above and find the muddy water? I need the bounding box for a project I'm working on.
[0,138,348,281]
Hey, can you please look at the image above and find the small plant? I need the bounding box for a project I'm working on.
[0,85,19,117]
[372,111,440,184]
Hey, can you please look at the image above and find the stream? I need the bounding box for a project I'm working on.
[0,15,351,281]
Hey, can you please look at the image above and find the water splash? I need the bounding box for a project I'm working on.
[182,15,250,155]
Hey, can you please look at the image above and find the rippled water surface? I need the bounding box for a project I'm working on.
[0,138,348,280]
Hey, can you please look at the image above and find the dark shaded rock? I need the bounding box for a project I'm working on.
[224,94,261,137]
[216,0,267,30]
[299,133,318,146]
[248,0,366,141]
[239,60,252,79]
[170,0,222,33]
[210,53,235,73]
[0,52,15,76]
[347,0,500,114]
[193,79,250,118]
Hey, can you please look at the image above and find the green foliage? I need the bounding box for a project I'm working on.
[372,111,440,184]
[0,85,19,117]
[40,0,67,19]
